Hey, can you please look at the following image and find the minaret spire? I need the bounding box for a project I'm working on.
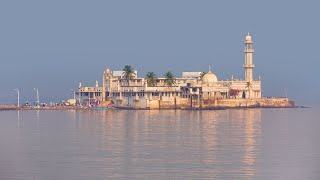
[244,33,254,82]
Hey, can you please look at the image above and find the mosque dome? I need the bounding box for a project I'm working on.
[202,70,218,83]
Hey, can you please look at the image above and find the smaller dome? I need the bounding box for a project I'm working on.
[245,33,252,43]
[202,71,218,83]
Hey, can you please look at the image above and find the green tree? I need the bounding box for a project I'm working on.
[122,65,136,85]
[200,72,206,79]
[245,81,252,99]
[164,71,176,87]
[145,72,157,87]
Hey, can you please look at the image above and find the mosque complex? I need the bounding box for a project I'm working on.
[78,33,294,109]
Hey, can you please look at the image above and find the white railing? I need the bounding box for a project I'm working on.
[121,86,145,92]
[145,86,180,92]
[80,87,103,92]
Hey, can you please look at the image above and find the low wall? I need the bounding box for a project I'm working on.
[258,98,295,107]
[0,104,17,110]
[114,97,295,109]
[143,98,190,109]
[147,100,159,109]
[214,98,295,108]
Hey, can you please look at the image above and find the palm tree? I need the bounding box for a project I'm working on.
[200,72,206,79]
[145,72,157,87]
[122,65,136,86]
[164,71,176,87]
[245,81,252,99]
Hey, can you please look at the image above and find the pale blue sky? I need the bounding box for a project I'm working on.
[0,0,319,106]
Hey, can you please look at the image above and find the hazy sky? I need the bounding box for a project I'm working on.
[0,0,319,106]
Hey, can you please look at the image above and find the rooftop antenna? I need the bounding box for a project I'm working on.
[14,88,20,107]
[34,88,40,106]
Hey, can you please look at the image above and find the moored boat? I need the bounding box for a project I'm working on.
[93,106,109,110]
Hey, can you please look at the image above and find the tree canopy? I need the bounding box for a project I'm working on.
[122,65,136,83]
[145,72,157,87]
[164,71,176,87]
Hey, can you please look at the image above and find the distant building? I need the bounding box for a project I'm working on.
[182,72,202,78]
[112,70,138,78]
[78,34,293,108]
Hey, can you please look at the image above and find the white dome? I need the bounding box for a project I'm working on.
[202,71,218,83]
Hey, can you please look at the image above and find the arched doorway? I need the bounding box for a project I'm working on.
[242,91,246,99]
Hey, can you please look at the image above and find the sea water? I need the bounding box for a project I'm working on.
[0,108,319,179]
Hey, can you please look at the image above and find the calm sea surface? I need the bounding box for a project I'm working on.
[0,108,319,180]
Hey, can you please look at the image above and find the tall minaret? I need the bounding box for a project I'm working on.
[244,33,254,82]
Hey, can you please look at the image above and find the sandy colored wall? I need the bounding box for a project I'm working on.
[214,98,294,108]
[114,97,295,109]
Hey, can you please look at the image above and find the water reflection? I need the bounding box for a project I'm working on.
[36,110,40,129]
[72,109,263,179]
[66,109,76,121]
[242,109,261,179]
[17,110,20,129]
[16,110,22,139]
[2,108,319,179]
[10,109,265,179]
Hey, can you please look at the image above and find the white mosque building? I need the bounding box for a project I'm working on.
[78,34,293,109]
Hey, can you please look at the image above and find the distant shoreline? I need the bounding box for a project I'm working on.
[0,105,87,111]
[0,104,308,111]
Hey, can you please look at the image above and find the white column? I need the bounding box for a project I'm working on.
[244,33,254,82]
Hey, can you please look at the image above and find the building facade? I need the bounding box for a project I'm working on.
[79,34,271,108]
